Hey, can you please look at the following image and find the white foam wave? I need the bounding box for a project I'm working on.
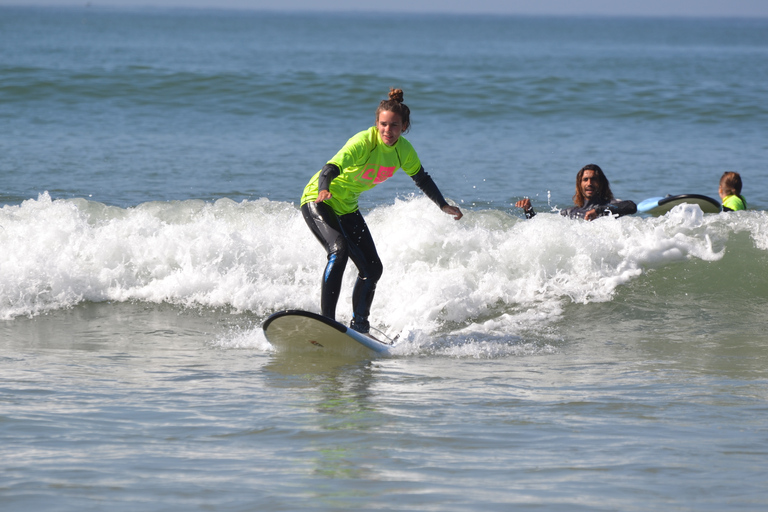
[2,194,764,340]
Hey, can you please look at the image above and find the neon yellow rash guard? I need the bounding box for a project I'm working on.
[301,126,422,215]
[722,194,747,211]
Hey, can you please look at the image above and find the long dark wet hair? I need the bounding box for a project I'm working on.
[573,164,613,207]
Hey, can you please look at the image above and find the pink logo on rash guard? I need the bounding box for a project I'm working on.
[362,166,396,185]
[374,166,396,184]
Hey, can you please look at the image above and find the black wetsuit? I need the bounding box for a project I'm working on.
[523,198,637,219]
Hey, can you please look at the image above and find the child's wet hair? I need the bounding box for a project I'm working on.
[720,171,743,196]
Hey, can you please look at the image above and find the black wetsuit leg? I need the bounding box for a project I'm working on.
[301,202,383,329]
[301,202,348,319]
[337,209,383,332]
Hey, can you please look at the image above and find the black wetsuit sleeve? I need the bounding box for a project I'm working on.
[523,206,536,219]
[605,199,637,217]
[317,163,340,192]
[561,199,637,219]
[410,167,449,209]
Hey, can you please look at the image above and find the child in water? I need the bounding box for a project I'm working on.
[719,172,747,211]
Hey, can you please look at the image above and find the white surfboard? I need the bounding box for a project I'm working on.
[637,194,721,216]
[263,310,395,357]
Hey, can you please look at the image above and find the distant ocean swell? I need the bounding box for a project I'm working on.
[3,193,766,332]
[3,65,766,124]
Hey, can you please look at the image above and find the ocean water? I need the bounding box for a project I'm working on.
[2,6,768,511]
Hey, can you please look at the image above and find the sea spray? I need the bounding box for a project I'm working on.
[5,193,765,340]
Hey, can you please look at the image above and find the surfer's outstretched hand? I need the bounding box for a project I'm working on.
[442,204,463,220]
[515,198,531,210]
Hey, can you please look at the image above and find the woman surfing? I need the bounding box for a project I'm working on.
[300,88,462,333]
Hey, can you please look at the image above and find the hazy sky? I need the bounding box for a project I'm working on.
[4,0,768,17]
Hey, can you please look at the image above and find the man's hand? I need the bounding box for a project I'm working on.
[515,198,532,211]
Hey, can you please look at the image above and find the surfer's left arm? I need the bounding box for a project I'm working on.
[411,167,463,220]
[584,199,637,220]
[605,199,637,218]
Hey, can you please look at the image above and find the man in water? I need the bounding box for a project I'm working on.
[516,164,636,220]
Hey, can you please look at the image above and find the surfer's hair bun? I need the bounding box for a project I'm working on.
[376,88,411,132]
[388,88,404,103]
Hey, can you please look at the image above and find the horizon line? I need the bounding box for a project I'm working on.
[2,3,768,20]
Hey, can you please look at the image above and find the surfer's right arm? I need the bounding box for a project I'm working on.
[515,198,536,219]
[315,163,340,203]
